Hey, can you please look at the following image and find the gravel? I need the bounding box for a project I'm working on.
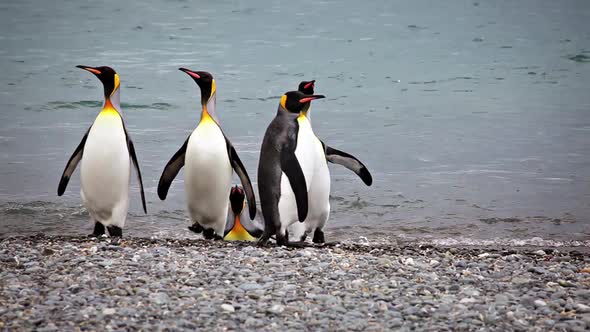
[0,234,589,331]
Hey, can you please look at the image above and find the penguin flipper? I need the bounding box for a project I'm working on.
[247,224,264,238]
[123,126,147,214]
[322,141,373,186]
[225,138,257,220]
[57,127,90,196]
[224,212,235,237]
[280,149,308,222]
[157,136,189,200]
[241,210,264,238]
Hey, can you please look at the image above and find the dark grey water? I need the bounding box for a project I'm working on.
[1,0,589,245]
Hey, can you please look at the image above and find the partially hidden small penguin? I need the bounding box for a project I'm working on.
[257,90,325,246]
[58,65,147,237]
[224,185,264,241]
[289,80,372,243]
[157,69,256,239]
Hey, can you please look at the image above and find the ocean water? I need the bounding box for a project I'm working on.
[1,0,589,245]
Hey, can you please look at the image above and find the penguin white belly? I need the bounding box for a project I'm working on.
[306,137,331,231]
[277,174,299,233]
[289,137,331,240]
[184,120,232,234]
[294,116,317,188]
[278,115,316,233]
[80,112,130,227]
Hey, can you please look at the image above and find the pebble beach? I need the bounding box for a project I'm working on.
[1,235,589,331]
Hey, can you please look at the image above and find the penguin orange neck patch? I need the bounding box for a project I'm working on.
[224,216,256,241]
[200,106,216,125]
[100,98,120,117]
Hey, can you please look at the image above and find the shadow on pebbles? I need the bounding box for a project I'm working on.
[0,234,589,331]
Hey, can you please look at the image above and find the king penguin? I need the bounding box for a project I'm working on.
[157,69,256,239]
[223,185,264,241]
[289,80,373,243]
[257,91,325,246]
[57,65,147,237]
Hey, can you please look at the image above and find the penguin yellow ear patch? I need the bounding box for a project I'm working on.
[280,95,287,109]
[210,79,216,98]
[113,74,120,94]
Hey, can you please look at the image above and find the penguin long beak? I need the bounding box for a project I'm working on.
[304,80,315,90]
[300,95,325,103]
[76,65,101,75]
[179,67,201,80]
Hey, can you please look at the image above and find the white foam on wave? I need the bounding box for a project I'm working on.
[348,234,590,248]
[415,236,590,248]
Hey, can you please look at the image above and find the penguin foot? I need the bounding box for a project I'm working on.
[313,241,340,248]
[286,241,311,248]
[312,229,325,244]
[276,231,289,247]
[188,223,203,234]
[257,234,272,247]
[256,240,271,247]
[203,228,219,240]
[107,226,123,238]
[88,222,106,238]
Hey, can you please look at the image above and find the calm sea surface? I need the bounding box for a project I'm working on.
[1,0,589,245]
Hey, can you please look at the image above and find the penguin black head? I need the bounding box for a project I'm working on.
[229,185,245,215]
[179,68,216,104]
[298,80,315,95]
[298,80,317,114]
[280,91,325,114]
[76,65,119,98]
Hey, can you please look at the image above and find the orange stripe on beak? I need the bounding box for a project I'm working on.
[85,68,101,75]
[299,95,325,103]
[179,68,200,79]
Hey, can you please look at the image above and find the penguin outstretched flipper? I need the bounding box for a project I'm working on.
[224,138,257,220]
[58,127,90,196]
[158,136,189,200]
[123,123,147,213]
[280,147,308,222]
[321,141,373,186]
